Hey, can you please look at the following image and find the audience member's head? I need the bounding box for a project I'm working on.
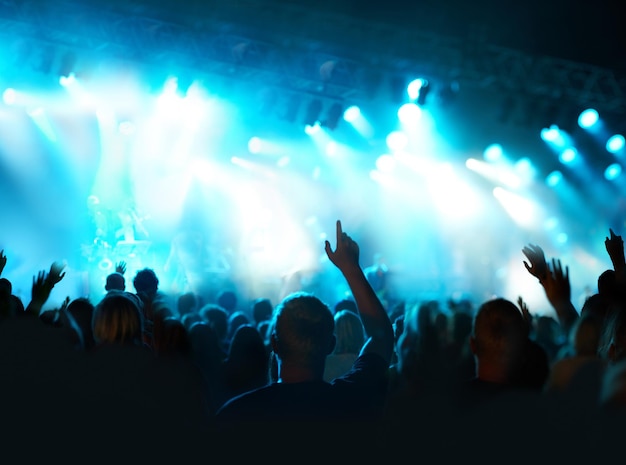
[200,304,229,343]
[333,298,358,315]
[470,298,528,383]
[217,290,237,315]
[228,311,250,341]
[92,292,144,346]
[177,292,197,317]
[153,317,190,358]
[133,268,159,300]
[271,292,335,374]
[66,297,96,350]
[251,298,273,326]
[569,312,602,357]
[105,272,125,292]
[333,310,365,355]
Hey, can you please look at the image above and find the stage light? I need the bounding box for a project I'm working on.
[118,121,136,136]
[559,147,577,165]
[398,103,422,125]
[2,88,17,105]
[248,136,262,154]
[541,125,566,148]
[606,134,625,153]
[343,105,361,123]
[386,131,408,151]
[59,73,77,87]
[484,144,503,162]
[375,154,396,173]
[604,163,622,181]
[578,108,599,129]
[407,78,425,100]
[305,122,321,135]
[546,170,563,187]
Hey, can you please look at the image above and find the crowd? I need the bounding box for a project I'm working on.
[1,220,625,463]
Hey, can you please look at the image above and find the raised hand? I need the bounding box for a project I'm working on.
[517,296,532,335]
[115,260,127,275]
[605,228,625,271]
[46,261,66,286]
[522,244,548,282]
[0,249,6,276]
[324,220,360,272]
[541,258,578,334]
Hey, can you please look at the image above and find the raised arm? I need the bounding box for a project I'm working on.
[24,261,67,317]
[325,220,394,365]
[605,228,626,292]
[0,249,7,276]
[541,258,578,336]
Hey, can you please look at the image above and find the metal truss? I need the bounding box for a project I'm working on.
[0,0,624,115]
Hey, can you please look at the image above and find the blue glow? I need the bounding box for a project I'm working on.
[2,88,16,105]
[484,144,503,162]
[397,103,422,125]
[578,108,599,129]
[407,79,425,100]
[540,125,566,147]
[386,131,408,151]
[343,106,361,123]
[544,217,559,230]
[277,156,290,167]
[559,147,577,165]
[546,171,563,187]
[556,233,568,244]
[325,141,338,156]
[604,163,622,181]
[606,134,625,153]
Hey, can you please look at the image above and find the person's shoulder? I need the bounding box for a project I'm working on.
[215,383,278,419]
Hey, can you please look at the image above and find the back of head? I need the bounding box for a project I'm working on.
[199,304,229,341]
[154,317,190,357]
[598,270,618,299]
[252,298,273,325]
[228,324,268,366]
[133,268,159,298]
[217,290,237,314]
[228,311,250,340]
[272,292,335,366]
[93,293,144,346]
[472,298,527,363]
[67,297,96,348]
[105,272,125,292]
[177,292,197,316]
[333,310,365,355]
[333,298,358,315]
[570,312,602,357]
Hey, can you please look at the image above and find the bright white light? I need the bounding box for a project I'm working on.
[544,217,559,230]
[277,156,290,167]
[546,171,563,187]
[493,187,537,227]
[305,123,321,135]
[397,103,422,125]
[604,163,622,181]
[118,121,136,135]
[578,108,599,129]
[559,147,577,165]
[407,79,425,100]
[248,136,262,154]
[2,88,16,105]
[484,143,503,162]
[514,157,536,181]
[386,131,408,151]
[325,141,338,156]
[606,134,625,153]
[343,105,361,122]
[59,73,77,87]
[375,154,396,173]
